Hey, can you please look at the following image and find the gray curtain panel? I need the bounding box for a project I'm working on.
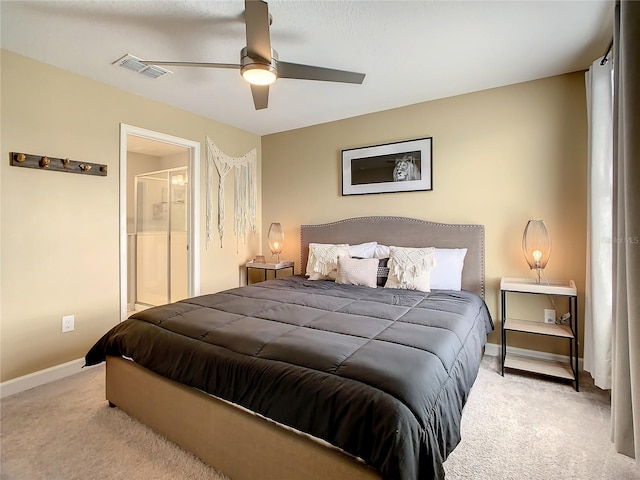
[612,0,640,461]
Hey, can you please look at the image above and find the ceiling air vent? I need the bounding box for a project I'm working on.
[112,54,172,79]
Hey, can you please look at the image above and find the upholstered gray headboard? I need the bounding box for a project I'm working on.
[300,216,485,298]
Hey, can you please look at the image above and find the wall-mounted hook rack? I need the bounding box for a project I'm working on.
[10,152,107,177]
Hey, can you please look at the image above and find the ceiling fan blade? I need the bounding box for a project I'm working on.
[141,61,240,69]
[278,62,365,84]
[250,84,269,110]
[244,0,272,62]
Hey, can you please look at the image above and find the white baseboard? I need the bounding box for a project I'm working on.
[484,342,584,370]
[0,358,88,399]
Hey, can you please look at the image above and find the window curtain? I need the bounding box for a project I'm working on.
[611,0,640,461]
[583,56,613,389]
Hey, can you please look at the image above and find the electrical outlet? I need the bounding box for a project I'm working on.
[544,309,556,324]
[62,315,75,333]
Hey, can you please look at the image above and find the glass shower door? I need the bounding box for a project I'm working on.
[133,167,189,308]
[135,173,169,306]
[168,170,188,302]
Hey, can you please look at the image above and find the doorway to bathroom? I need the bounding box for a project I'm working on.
[120,124,200,321]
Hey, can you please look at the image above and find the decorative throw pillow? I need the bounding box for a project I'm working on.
[376,257,390,287]
[336,256,378,288]
[306,243,350,280]
[348,242,378,259]
[374,244,390,259]
[384,246,436,292]
[431,248,467,291]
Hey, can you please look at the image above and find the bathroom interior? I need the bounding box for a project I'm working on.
[126,142,189,315]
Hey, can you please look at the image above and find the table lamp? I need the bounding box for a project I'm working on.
[268,222,284,263]
[522,220,551,284]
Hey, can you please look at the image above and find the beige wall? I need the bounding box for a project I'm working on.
[0,51,262,381]
[262,72,588,355]
[0,49,588,381]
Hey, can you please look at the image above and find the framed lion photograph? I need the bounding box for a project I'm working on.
[341,137,433,195]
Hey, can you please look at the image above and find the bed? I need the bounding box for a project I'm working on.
[86,216,493,480]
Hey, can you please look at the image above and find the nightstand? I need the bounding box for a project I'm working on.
[500,277,579,391]
[246,261,294,285]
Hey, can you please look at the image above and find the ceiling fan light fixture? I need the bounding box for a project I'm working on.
[241,64,277,85]
[240,47,278,86]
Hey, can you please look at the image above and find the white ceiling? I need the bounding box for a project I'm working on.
[1,1,613,136]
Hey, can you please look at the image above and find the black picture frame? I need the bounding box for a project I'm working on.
[341,137,432,195]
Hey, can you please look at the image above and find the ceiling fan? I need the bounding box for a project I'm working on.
[140,0,366,110]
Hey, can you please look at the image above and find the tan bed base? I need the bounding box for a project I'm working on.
[106,356,381,480]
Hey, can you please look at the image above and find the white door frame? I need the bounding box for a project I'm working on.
[119,124,201,321]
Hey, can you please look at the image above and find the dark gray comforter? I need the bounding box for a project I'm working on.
[86,276,493,480]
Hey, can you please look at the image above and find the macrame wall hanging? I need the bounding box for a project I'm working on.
[205,136,257,249]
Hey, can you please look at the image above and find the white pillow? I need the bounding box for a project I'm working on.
[336,256,378,288]
[384,246,435,292]
[431,248,467,291]
[374,244,390,259]
[306,243,350,280]
[348,242,378,259]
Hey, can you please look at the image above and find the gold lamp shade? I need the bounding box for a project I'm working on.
[522,220,551,283]
[268,222,284,262]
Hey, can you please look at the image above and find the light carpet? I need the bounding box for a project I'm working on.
[1,356,638,480]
